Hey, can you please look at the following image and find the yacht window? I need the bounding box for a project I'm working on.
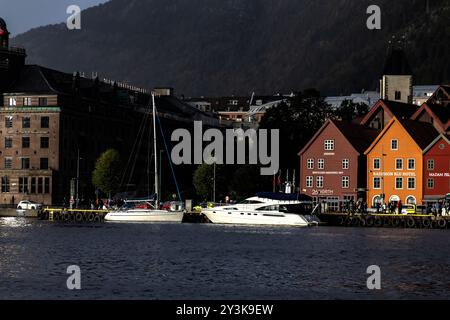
[256,205,279,211]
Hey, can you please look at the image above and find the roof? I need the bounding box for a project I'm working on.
[298,119,380,156]
[382,48,412,76]
[364,118,439,154]
[422,133,450,154]
[401,120,440,149]
[410,102,450,133]
[360,99,419,126]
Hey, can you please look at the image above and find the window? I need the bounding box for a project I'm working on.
[317,159,325,170]
[395,91,402,100]
[40,137,49,148]
[38,97,48,106]
[1,176,10,193]
[407,178,416,190]
[8,98,16,106]
[307,159,314,169]
[427,178,434,189]
[306,176,313,188]
[30,177,36,194]
[40,158,49,170]
[5,116,13,128]
[41,116,49,128]
[4,158,12,169]
[316,176,324,188]
[324,140,335,151]
[44,178,50,194]
[22,137,30,148]
[395,159,403,170]
[395,177,403,189]
[373,158,380,170]
[23,97,32,106]
[19,177,29,193]
[373,177,381,189]
[5,137,12,148]
[342,159,349,170]
[427,159,435,170]
[22,117,30,128]
[391,139,398,150]
[37,177,43,193]
[408,159,415,170]
[342,176,349,189]
[21,158,30,170]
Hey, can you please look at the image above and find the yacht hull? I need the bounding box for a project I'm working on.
[203,210,309,227]
[105,210,184,222]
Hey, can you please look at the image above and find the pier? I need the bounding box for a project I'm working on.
[38,208,109,222]
[318,212,450,229]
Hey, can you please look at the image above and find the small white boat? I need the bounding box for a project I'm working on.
[105,93,184,223]
[202,192,319,227]
[105,200,183,222]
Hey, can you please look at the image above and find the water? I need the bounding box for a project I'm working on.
[0,217,449,300]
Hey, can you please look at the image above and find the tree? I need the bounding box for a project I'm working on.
[92,149,122,199]
[229,165,269,201]
[335,100,369,121]
[259,89,335,170]
[192,163,227,201]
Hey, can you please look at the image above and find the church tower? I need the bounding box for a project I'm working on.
[0,17,26,94]
[380,44,413,104]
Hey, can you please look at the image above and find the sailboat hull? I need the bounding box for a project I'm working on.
[105,209,184,222]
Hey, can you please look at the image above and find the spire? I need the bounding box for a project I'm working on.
[383,36,412,76]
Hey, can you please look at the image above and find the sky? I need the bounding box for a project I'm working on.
[0,0,110,35]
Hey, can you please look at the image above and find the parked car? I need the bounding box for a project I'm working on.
[17,200,42,210]
[401,204,416,215]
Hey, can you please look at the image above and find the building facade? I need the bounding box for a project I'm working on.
[365,118,438,207]
[422,134,450,204]
[298,120,378,210]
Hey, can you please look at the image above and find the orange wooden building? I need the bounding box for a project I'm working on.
[364,118,439,207]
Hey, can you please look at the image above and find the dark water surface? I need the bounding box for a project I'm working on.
[0,217,449,299]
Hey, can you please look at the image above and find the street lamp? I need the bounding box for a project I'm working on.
[76,149,84,208]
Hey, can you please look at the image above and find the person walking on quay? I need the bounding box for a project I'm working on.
[397,200,403,215]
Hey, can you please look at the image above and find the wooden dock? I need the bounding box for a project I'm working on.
[39,208,109,222]
[318,213,450,229]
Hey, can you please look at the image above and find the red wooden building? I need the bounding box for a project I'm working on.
[422,134,450,204]
[298,119,379,210]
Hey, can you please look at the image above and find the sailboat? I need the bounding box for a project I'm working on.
[104,93,184,222]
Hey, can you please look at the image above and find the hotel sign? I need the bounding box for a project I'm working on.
[428,172,450,177]
[312,171,344,175]
[373,172,416,177]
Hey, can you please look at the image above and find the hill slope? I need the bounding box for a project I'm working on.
[12,0,450,96]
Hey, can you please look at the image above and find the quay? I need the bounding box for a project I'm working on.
[318,212,450,229]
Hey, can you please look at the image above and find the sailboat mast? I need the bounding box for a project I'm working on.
[152,93,159,206]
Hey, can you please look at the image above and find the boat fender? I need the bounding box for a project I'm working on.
[438,219,447,229]
[407,218,415,228]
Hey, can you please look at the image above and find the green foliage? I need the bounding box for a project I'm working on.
[335,100,369,121]
[192,163,227,200]
[259,90,334,169]
[229,165,269,201]
[92,149,122,197]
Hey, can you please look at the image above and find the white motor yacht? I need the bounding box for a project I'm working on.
[202,192,319,227]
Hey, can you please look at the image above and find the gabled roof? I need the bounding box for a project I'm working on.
[364,118,439,155]
[298,119,379,156]
[422,133,450,154]
[360,99,419,126]
[410,102,450,133]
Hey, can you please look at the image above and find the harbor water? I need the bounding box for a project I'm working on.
[0,217,449,300]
